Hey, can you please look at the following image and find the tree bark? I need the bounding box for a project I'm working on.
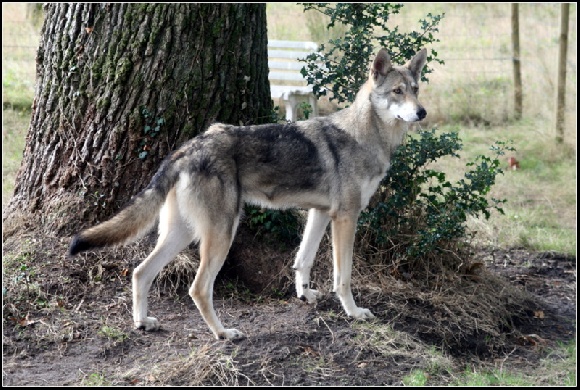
[5,3,272,234]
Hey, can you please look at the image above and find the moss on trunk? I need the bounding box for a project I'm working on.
[6,3,272,234]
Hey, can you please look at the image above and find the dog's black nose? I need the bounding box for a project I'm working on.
[417,107,427,120]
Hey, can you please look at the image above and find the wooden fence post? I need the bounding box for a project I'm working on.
[555,3,570,143]
[511,3,522,120]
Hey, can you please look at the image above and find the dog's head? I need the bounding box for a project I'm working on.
[368,48,428,123]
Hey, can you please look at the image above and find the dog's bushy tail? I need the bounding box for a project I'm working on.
[69,157,180,256]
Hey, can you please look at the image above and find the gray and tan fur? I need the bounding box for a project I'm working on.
[69,48,428,340]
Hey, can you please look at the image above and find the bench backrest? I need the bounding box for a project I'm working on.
[268,39,318,86]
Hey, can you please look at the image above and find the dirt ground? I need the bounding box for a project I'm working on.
[2,231,576,386]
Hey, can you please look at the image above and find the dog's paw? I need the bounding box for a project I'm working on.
[135,317,160,331]
[349,307,375,320]
[299,288,320,304]
[217,328,245,340]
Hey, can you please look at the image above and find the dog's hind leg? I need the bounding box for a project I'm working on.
[331,213,375,320]
[189,217,242,340]
[133,188,193,331]
[293,208,330,303]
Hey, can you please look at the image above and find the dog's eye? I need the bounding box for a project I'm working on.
[413,87,419,94]
[393,88,402,94]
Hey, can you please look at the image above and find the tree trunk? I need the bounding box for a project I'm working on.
[5,3,272,234]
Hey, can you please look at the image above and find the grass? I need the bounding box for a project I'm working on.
[81,372,112,386]
[541,339,577,386]
[2,109,29,207]
[98,324,129,342]
[2,3,41,209]
[2,237,51,319]
[402,370,429,386]
[427,119,577,256]
[450,339,577,387]
[150,343,249,386]
[265,3,577,139]
[350,320,559,386]
[2,4,39,110]
[400,339,577,386]
[453,367,532,386]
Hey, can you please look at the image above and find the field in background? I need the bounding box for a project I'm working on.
[431,121,576,255]
[268,3,576,137]
[2,3,577,255]
[2,4,39,111]
[2,3,41,207]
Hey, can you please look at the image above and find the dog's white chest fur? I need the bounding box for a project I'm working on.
[360,170,387,209]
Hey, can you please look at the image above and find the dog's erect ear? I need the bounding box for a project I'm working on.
[405,48,428,82]
[371,49,392,81]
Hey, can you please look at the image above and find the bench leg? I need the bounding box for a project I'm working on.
[281,93,318,122]
[285,94,298,122]
[309,95,319,118]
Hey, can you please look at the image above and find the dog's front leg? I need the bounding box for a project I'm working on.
[293,209,330,303]
[331,213,375,320]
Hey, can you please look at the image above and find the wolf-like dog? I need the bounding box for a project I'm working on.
[69,48,428,340]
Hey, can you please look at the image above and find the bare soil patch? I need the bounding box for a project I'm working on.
[2,231,576,386]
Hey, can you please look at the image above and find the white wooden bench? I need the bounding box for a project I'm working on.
[268,39,320,122]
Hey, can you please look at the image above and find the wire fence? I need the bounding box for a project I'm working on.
[392,4,577,131]
[2,4,577,137]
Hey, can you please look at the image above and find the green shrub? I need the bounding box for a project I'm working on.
[299,3,445,103]
[244,206,302,247]
[358,129,514,263]
[295,3,512,278]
